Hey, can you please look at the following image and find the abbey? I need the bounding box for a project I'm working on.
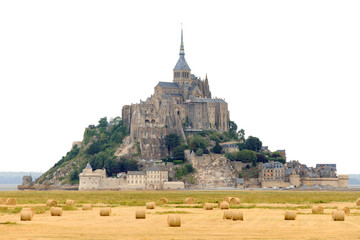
[122,29,229,159]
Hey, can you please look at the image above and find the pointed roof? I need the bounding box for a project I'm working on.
[85,162,92,169]
[174,25,191,71]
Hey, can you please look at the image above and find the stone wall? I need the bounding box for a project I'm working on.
[261,180,290,188]
[301,177,349,188]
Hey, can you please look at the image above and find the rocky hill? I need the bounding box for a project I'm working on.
[186,152,237,188]
[35,116,134,187]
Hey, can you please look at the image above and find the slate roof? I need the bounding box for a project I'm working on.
[263,162,284,169]
[285,168,294,175]
[174,55,191,71]
[157,82,180,89]
[85,162,92,169]
[189,97,226,103]
[147,165,160,171]
[127,171,146,175]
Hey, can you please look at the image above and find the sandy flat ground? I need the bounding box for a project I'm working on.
[1,204,360,240]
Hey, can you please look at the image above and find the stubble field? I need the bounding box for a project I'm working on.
[1,190,360,240]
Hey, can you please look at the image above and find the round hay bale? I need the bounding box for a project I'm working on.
[223,210,233,219]
[135,209,146,219]
[65,199,75,206]
[220,201,229,210]
[0,197,6,204]
[168,215,181,227]
[50,207,63,216]
[230,197,240,205]
[312,206,324,214]
[146,202,156,209]
[224,197,233,203]
[46,199,57,207]
[356,198,360,206]
[355,198,360,207]
[22,207,35,215]
[159,198,168,205]
[6,198,17,205]
[232,210,244,221]
[20,211,33,221]
[284,210,296,220]
[332,210,345,221]
[82,204,92,210]
[184,197,195,204]
[100,208,111,216]
[204,203,213,210]
[341,207,350,215]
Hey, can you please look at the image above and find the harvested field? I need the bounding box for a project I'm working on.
[0,190,360,239]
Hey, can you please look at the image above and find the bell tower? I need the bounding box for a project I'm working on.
[173,25,191,86]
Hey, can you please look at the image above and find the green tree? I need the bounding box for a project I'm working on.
[165,134,181,154]
[244,136,262,152]
[69,169,79,184]
[238,129,245,142]
[195,148,203,156]
[256,153,268,163]
[271,151,282,158]
[172,145,186,160]
[212,141,222,154]
[189,135,208,152]
[237,149,257,162]
[87,142,101,155]
[98,117,108,128]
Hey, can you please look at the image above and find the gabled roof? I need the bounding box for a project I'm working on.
[157,82,180,89]
[85,162,92,169]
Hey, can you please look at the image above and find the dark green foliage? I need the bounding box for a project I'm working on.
[212,141,222,154]
[175,164,195,179]
[256,153,268,163]
[195,148,203,156]
[69,169,79,184]
[271,151,282,158]
[172,145,187,160]
[238,129,245,142]
[165,134,181,154]
[173,160,183,165]
[87,142,101,155]
[53,145,80,168]
[97,117,108,128]
[226,149,257,163]
[189,135,208,152]
[241,166,259,179]
[227,120,239,139]
[244,136,262,152]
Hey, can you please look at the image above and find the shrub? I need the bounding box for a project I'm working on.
[195,148,203,156]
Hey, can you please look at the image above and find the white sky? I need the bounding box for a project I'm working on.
[0,0,359,174]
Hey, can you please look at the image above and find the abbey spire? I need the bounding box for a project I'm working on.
[173,25,191,85]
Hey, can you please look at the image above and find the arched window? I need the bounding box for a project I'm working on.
[145,119,150,123]
[151,119,155,123]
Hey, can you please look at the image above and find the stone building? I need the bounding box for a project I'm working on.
[79,163,183,190]
[122,28,230,160]
[259,161,300,188]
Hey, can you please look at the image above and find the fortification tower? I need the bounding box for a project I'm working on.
[173,26,191,86]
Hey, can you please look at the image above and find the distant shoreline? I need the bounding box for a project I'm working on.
[0,184,18,191]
